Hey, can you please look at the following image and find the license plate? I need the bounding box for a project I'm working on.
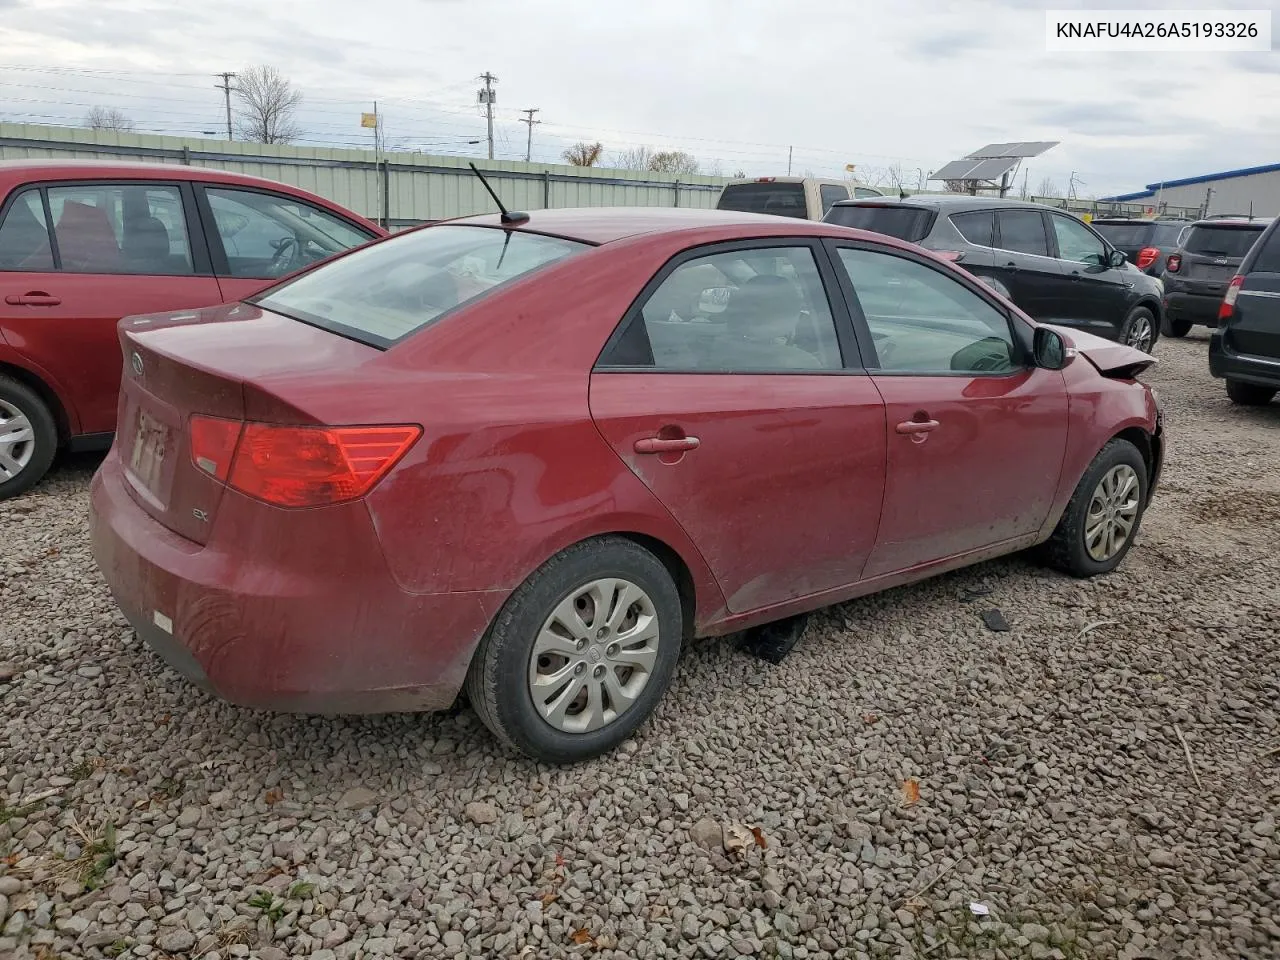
[129,410,169,495]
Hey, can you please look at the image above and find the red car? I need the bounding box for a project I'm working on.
[0,160,383,498]
[89,207,1164,763]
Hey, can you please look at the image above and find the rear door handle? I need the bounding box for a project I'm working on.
[635,436,700,454]
[895,419,940,435]
[5,293,61,306]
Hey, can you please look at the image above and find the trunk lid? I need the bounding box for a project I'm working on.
[116,303,382,544]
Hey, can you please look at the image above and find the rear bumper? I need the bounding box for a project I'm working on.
[1163,289,1222,326]
[1209,331,1280,387]
[89,454,505,714]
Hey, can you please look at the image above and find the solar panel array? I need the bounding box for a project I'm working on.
[929,141,1060,184]
[964,141,1059,160]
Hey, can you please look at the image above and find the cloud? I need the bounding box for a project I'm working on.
[905,29,994,59]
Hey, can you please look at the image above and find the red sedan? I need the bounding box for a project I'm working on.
[89,207,1164,763]
[0,160,383,498]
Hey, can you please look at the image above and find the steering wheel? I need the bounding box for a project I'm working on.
[268,236,299,275]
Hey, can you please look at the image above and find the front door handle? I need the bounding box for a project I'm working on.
[635,436,700,454]
[895,419,940,435]
[5,292,61,306]
[1004,261,1019,271]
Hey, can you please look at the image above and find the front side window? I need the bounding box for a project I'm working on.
[46,183,194,275]
[0,190,54,270]
[603,246,842,372]
[836,247,1019,375]
[206,187,373,279]
[257,225,588,348]
[1050,214,1107,265]
[819,184,849,215]
[996,210,1050,257]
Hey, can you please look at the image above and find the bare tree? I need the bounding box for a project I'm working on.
[648,150,700,175]
[562,141,604,166]
[234,65,303,144]
[84,106,135,132]
[885,162,905,188]
[613,146,653,171]
[943,179,970,193]
[1036,176,1060,198]
[732,169,746,178]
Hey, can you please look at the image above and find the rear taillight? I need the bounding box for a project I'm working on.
[934,250,966,263]
[189,415,242,482]
[1219,274,1244,321]
[1136,246,1159,270]
[189,418,421,508]
[1166,254,1181,273]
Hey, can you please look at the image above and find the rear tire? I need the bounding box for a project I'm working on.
[465,537,683,764]
[0,376,57,501]
[1119,306,1158,352]
[1163,317,1193,338]
[1226,380,1277,406]
[1042,438,1148,579]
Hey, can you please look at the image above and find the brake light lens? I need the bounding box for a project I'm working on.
[1219,274,1244,321]
[755,177,776,183]
[189,415,242,482]
[1166,254,1181,273]
[189,418,421,508]
[1136,246,1159,270]
[934,250,965,263]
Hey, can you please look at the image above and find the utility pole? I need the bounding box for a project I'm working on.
[478,72,498,160]
[519,107,541,163]
[214,72,236,140]
[787,146,793,176]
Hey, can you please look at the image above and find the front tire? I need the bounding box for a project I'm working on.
[1120,306,1158,353]
[0,376,58,501]
[465,537,683,764]
[1163,317,1193,338]
[1043,438,1148,578]
[1225,380,1276,406]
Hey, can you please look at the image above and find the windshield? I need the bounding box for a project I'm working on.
[717,182,807,218]
[256,225,589,348]
[1184,225,1265,258]
[824,204,936,242]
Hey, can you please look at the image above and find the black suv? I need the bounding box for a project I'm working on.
[1209,217,1280,406]
[1161,217,1271,337]
[1091,217,1191,276]
[825,196,1165,352]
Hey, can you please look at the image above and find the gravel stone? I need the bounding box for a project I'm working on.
[1,338,1277,959]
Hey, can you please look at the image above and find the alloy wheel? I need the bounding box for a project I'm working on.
[1084,464,1141,562]
[527,577,660,734]
[1124,315,1153,352]
[0,399,36,482]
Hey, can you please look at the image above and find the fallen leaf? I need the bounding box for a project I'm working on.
[264,788,284,806]
[540,890,559,907]
[555,851,567,869]
[750,826,768,850]
[156,714,171,725]
[2,852,20,867]
[862,713,879,724]
[724,823,752,857]
[902,778,921,806]
[569,927,595,945]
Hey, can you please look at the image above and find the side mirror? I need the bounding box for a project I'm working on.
[1033,326,1069,370]
[1107,248,1127,268]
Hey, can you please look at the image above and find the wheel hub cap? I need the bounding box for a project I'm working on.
[1126,317,1152,352]
[0,399,35,482]
[527,577,660,734]
[1084,464,1141,562]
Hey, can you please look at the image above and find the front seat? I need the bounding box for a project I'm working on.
[708,275,820,370]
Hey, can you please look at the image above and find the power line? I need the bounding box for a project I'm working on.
[519,107,540,163]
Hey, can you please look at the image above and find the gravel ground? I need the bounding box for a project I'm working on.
[1,332,1278,960]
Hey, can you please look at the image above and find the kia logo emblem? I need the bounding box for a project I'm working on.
[130,352,144,377]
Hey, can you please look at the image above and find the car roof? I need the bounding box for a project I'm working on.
[829,194,1065,214]
[1189,216,1272,227]
[447,206,856,244]
[0,158,325,193]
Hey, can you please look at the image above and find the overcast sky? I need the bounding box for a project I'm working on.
[0,0,1277,197]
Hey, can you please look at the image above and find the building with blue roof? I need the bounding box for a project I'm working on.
[1102,163,1280,219]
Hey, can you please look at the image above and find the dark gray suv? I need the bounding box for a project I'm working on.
[825,196,1166,352]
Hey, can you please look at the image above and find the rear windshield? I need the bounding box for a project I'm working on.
[824,204,936,243]
[1093,222,1153,247]
[1184,224,1265,258]
[256,225,589,348]
[717,182,807,218]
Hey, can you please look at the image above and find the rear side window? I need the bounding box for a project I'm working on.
[0,190,54,270]
[1093,223,1151,247]
[1248,225,1280,273]
[950,210,994,247]
[256,225,588,348]
[717,182,807,218]
[996,210,1049,257]
[1153,222,1188,245]
[45,183,195,275]
[819,184,848,215]
[824,205,936,242]
[1184,225,1265,259]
